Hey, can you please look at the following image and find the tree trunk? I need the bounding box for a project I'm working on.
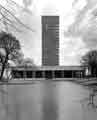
[0,54,8,81]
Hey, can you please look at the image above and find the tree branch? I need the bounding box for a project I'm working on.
[0,52,8,81]
[0,12,22,32]
[0,4,35,32]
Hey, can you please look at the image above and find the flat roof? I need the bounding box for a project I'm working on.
[11,65,85,71]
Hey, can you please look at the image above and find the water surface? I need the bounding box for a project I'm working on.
[0,80,97,120]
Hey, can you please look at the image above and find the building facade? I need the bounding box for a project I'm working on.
[42,16,59,66]
[11,66,85,79]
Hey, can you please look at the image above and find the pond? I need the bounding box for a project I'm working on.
[0,80,97,120]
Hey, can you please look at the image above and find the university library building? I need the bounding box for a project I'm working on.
[11,16,86,79]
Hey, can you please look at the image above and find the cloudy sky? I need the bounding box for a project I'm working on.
[1,0,97,65]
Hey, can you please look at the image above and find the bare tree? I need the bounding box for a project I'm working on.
[0,0,35,33]
[18,58,35,67]
[0,31,22,81]
[81,50,97,77]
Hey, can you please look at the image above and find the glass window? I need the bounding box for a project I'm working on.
[35,71,43,78]
[26,71,33,78]
[45,71,53,79]
[12,70,23,78]
[63,71,72,78]
[54,70,63,78]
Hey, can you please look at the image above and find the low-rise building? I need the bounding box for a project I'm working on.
[11,66,85,79]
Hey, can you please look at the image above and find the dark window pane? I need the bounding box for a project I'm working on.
[12,70,23,78]
[73,71,82,78]
[35,71,43,78]
[64,71,72,78]
[12,70,17,78]
[54,70,63,78]
[75,71,81,78]
[20,71,24,78]
[45,71,53,79]
[26,71,32,78]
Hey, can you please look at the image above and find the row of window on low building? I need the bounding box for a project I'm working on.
[12,70,84,79]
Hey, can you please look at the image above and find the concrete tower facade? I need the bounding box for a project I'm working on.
[42,16,59,66]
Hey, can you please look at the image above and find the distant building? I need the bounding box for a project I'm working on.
[42,16,59,66]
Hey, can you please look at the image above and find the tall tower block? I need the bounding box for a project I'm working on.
[42,16,59,66]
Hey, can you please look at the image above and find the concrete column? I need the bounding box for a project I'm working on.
[23,70,26,80]
[32,71,35,79]
[52,71,55,79]
[42,71,45,79]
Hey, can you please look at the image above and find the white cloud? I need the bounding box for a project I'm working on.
[61,0,97,65]
[1,0,94,65]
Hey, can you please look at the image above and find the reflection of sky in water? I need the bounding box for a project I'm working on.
[0,81,97,120]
